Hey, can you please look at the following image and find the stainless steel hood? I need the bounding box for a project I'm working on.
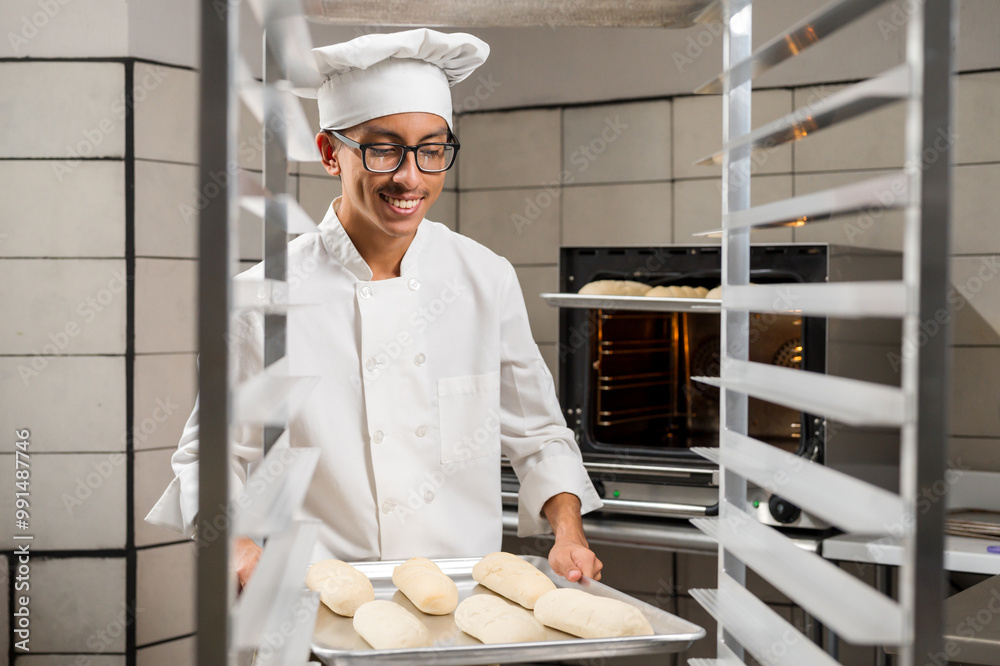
[303,0,721,28]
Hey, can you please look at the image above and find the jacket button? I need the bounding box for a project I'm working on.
[408,278,420,291]
[415,425,427,437]
[414,353,426,366]
[372,430,384,444]
[365,357,378,372]
[381,500,395,514]
[423,490,435,503]
[359,285,373,299]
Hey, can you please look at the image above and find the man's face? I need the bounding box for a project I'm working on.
[317,112,449,241]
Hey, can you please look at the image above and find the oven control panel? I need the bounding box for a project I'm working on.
[746,487,829,530]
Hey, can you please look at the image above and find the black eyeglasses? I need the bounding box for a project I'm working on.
[327,129,460,173]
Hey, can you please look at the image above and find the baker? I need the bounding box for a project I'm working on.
[147,28,603,587]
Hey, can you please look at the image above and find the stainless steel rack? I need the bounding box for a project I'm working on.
[687,1,955,665]
[195,0,955,663]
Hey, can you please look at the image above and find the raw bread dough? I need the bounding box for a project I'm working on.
[472,552,557,610]
[306,559,375,617]
[352,600,433,649]
[578,280,651,296]
[392,557,459,615]
[705,285,722,299]
[645,285,711,298]
[533,588,655,638]
[644,285,681,298]
[455,594,547,644]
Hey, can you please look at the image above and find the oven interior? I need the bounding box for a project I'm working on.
[560,245,833,465]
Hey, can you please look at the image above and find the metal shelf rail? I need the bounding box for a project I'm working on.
[196,0,323,663]
[687,1,955,665]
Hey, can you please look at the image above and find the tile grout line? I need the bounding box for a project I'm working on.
[124,59,138,666]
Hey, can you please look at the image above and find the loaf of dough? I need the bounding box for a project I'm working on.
[705,285,722,299]
[391,557,459,615]
[455,594,547,644]
[645,285,711,298]
[578,280,651,296]
[472,552,557,610]
[305,559,375,617]
[533,588,655,638]
[644,285,680,298]
[352,600,433,649]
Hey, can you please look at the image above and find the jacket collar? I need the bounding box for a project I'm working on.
[317,197,429,281]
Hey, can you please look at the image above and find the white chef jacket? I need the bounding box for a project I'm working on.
[147,201,602,563]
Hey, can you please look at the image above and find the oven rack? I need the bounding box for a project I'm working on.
[542,292,722,313]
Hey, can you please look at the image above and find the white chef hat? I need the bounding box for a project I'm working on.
[305,28,489,132]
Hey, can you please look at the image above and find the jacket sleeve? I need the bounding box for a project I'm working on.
[144,311,266,538]
[496,259,603,537]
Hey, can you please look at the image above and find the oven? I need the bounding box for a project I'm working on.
[501,243,902,534]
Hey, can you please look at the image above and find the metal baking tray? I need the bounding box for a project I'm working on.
[541,292,722,313]
[311,555,705,665]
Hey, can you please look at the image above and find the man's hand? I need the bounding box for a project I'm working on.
[235,536,263,590]
[542,493,603,582]
[548,539,603,582]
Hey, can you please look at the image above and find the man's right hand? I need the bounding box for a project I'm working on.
[235,536,263,589]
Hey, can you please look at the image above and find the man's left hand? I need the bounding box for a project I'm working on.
[548,539,603,582]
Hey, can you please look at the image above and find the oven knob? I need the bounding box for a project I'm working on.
[768,495,801,524]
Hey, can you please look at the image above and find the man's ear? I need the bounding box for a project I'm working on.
[316,132,341,177]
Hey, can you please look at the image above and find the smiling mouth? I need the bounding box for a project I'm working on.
[380,193,423,210]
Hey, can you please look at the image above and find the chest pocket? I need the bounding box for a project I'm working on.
[438,371,501,463]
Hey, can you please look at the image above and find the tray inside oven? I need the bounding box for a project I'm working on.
[310,555,705,665]
[542,292,721,313]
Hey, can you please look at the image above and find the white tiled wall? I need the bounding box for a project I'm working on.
[0,356,127,453]
[0,452,127,550]
[15,657,125,666]
[132,63,198,165]
[563,100,672,184]
[133,353,198,451]
[0,259,128,355]
[137,635,195,666]
[136,541,196,646]
[458,108,561,189]
[27,557,127,652]
[459,187,560,263]
[0,160,125,257]
[563,182,673,246]
[134,258,198,354]
[0,61,126,158]
[135,160,199,259]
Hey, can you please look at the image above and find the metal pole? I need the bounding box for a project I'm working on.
[719,0,751,659]
[262,31,289,455]
[899,0,955,663]
[196,0,239,663]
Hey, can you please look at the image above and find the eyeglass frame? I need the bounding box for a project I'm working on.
[325,129,461,173]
